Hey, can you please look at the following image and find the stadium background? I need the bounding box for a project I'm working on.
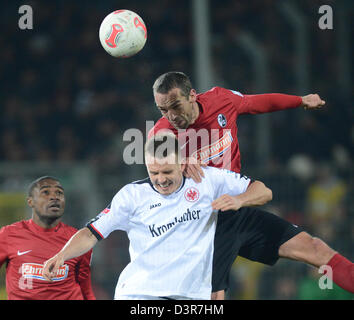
[0,0,353,299]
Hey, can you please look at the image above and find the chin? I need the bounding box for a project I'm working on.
[44,210,64,219]
[157,187,174,195]
[158,189,171,195]
[177,123,189,129]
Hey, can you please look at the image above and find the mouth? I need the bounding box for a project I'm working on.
[172,119,188,129]
[48,202,61,210]
[156,182,172,190]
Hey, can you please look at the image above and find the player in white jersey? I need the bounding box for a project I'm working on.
[42,133,272,299]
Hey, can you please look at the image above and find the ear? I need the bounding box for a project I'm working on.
[27,197,34,208]
[189,89,197,102]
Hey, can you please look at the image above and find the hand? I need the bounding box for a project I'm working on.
[182,158,207,183]
[212,194,243,212]
[301,94,325,110]
[42,254,64,281]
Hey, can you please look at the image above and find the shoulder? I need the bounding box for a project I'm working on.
[202,166,241,181]
[201,166,224,178]
[197,86,237,100]
[111,178,153,204]
[0,220,28,236]
[197,87,244,113]
[122,178,151,192]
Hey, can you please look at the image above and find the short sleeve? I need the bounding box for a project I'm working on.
[86,185,134,240]
[206,167,251,199]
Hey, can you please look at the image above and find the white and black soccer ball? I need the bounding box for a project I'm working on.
[99,9,147,58]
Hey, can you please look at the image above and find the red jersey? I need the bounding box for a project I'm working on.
[0,219,95,300]
[150,87,302,172]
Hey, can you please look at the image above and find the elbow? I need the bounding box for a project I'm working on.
[258,181,272,204]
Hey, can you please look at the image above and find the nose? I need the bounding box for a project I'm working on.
[50,191,59,200]
[156,174,167,185]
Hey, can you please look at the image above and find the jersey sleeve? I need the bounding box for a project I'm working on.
[86,185,134,240]
[76,249,96,300]
[236,93,302,115]
[0,226,8,268]
[205,167,252,199]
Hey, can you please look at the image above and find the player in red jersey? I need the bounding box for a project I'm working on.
[0,176,95,300]
[149,71,354,299]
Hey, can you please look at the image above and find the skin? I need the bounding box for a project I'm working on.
[154,88,207,182]
[27,179,65,229]
[145,153,186,195]
[154,88,200,130]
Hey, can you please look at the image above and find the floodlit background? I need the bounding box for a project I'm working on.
[0,0,353,299]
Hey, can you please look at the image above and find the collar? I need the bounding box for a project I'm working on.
[28,219,62,233]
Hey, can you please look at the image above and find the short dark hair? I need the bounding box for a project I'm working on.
[153,71,192,98]
[28,176,61,197]
[145,132,181,162]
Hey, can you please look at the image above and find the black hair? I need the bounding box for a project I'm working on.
[27,176,61,197]
[152,71,192,98]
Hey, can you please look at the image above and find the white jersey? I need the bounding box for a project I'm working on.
[87,166,251,299]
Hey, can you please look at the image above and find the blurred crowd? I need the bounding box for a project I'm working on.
[0,0,352,299]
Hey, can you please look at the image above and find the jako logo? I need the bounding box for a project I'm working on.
[21,263,69,281]
[150,203,161,210]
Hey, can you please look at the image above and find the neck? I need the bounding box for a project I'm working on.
[189,102,200,125]
[32,214,61,229]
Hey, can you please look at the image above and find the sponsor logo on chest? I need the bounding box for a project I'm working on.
[191,131,233,163]
[21,263,69,281]
[148,208,201,238]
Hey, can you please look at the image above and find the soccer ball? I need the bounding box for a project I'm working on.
[99,10,147,58]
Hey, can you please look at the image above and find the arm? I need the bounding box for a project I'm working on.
[42,227,97,281]
[238,93,324,115]
[212,180,272,212]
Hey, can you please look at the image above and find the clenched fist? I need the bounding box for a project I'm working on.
[301,94,325,110]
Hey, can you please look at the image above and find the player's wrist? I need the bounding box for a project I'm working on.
[232,196,244,210]
[55,251,66,264]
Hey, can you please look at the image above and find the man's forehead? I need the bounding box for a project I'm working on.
[155,88,182,105]
[37,179,63,189]
[145,154,179,167]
